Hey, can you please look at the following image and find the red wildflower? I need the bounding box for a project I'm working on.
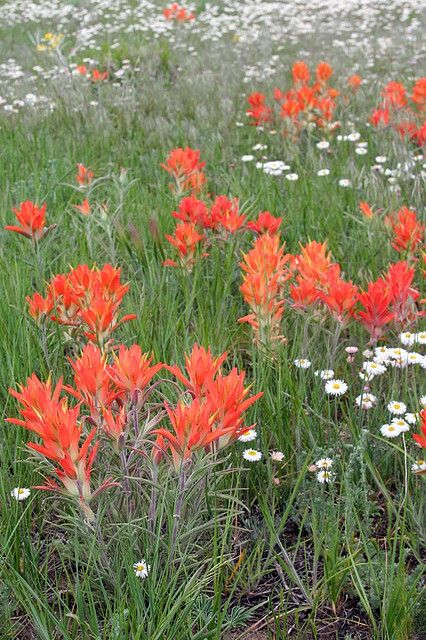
[90,69,108,82]
[5,201,54,241]
[370,108,389,127]
[316,62,333,84]
[165,222,206,270]
[382,81,407,108]
[163,3,195,21]
[292,61,310,85]
[247,211,282,236]
[26,291,54,323]
[161,147,206,194]
[359,202,374,219]
[171,196,211,228]
[109,344,163,398]
[411,77,426,114]
[347,75,362,90]
[210,195,246,233]
[386,206,425,257]
[72,199,91,216]
[385,261,419,326]
[413,410,426,448]
[165,344,227,398]
[356,279,394,343]
[76,164,93,187]
[66,344,119,419]
[6,375,107,506]
[246,92,273,126]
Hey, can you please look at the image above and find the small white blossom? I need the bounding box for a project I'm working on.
[380,423,402,438]
[133,559,150,579]
[243,448,262,462]
[294,358,311,369]
[387,400,407,415]
[11,487,31,501]
[238,428,257,442]
[325,379,348,396]
[317,469,334,483]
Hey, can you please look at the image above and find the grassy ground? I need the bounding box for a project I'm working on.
[0,1,425,639]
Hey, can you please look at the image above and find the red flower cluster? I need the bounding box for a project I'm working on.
[413,410,426,449]
[239,225,290,342]
[6,375,112,511]
[385,206,425,259]
[73,163,94,216]
[163,3,195,21]
[161,147,206,195]
[164,194,247,269]
[246,61,342,134]
[26,264,136,345]
[154,345,263,468]
[371,78,426,147]
[5,201,56,242]
[76,65,108,82]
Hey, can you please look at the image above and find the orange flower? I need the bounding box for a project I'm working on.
[5,201,54,241]
[210,195,246,233]
[172,196,211,228]
[72,199,91,215]
[65,344,119,419]
[386,206,425,257]
[165,344,227,398]
[413,410,426,448]
[246,92,273,126]
[320,267,358,324]
[316,62,333,84]
[370,108,389,127]
[240,233,290,340]
[6,375,105,505]
[100,405,128,443]
[165,222,206,270]
[385,261,419,326]
[356,279,394,343]
[76,164,93,187]
[163,3,195,21]
[26,291,54,323]
[76,64,87,76]
[247,211,282,236]
[292,61,310,85]
[359,202,374,219]
[161,147,206,195]
[32,264,136,345]
[382,81,407,108]
[411,77,426,114]
[90,69,108,82]
[347,75,362,90]
[109,344,163,398]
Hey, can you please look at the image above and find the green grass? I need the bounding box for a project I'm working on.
[0,1,425,638]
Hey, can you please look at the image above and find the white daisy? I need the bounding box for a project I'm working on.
[338,179,351,187]
[285,173,299,181]
[391,418,410,432]
[411,459,426,473]
[380,423,402,438]
[415,332,426,345]
[375,155,387,163]
[11,487,31,501]
[241,155,254,162]
[317,469,334,483]
[347,132,360,142]
[355,393,376,409]
[243,448,262,462]
[355,147,368,155]
[420,396,426,408]
[362,361,386,377]
[294,358,311,369]
[407,352,424,365]
[270,451,285,462]
[317,140,330,150]
[325,379,348,396]
[400,332,416,346]
[387,400,407,415]
[314,369,334,380]
[316,457,333,469]
[405,413,419,425]
[317,169,330,176]
[133,559,150,579]
[238,428,257,442]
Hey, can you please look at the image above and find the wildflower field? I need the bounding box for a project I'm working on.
[1,0,425,638]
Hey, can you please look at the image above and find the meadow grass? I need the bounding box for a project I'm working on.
[0,1,425,638]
